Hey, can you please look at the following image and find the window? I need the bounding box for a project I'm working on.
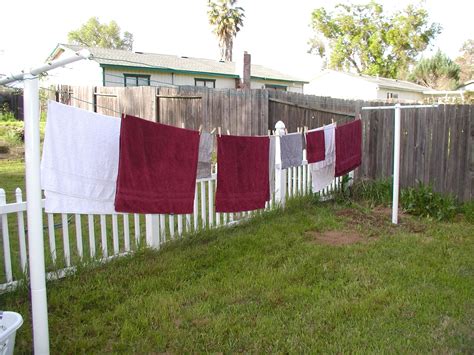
[386,92,399,99]
[124,74,151,87]
[265,84,287,91]
[195,78,216,88]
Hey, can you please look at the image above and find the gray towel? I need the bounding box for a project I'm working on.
[269,136,276,196]
[197,132,213,179]
[280,132,303,169]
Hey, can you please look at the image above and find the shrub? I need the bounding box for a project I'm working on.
[351,178,392,206]
[400,183,458,221]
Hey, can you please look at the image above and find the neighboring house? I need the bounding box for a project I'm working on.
[46,44,307,93]
[306,69,429,102]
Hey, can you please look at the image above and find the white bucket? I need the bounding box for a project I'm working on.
[0,312,23,355]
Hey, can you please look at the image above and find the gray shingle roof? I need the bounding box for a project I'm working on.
[57,44,307,83]
[333,70,429,92]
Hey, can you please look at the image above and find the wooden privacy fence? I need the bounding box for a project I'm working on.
[55,85,473,202]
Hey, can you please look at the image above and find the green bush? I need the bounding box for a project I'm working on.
[351,178,392,206]
[460,201,474,224]
[0,103,17,122]
[400,183,458,221]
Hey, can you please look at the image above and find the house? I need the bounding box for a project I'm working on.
[306,69,429,102]
[46,44,307,93]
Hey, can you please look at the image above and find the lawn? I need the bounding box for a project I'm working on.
[1,196,473,353]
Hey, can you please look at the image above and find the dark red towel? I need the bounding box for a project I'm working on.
[114,114,200,214]
[306,129,326,164]
[335,119,362,177]
[216,135,270,213]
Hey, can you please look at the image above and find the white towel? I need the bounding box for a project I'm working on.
[41,101,121,214]
[309,123,336,192]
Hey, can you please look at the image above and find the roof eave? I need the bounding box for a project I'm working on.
[250,75,308,84]
[100,63,240,79]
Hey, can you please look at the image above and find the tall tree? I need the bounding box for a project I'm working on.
[68,17,134,50]
[207,0,245,61]
[408,50,460,90]
[309,2,441,78]
[455,39,474,83]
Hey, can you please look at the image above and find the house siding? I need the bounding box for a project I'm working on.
[376,88,424,102]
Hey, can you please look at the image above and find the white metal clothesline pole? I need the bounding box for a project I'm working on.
[361,103,437,224]
[0,49,91,355]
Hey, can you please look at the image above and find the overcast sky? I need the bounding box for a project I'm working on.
[0,0,472,81]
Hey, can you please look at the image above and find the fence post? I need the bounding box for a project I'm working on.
[15,188,28,273]
[274,121,287,207]
[0,188,12,283]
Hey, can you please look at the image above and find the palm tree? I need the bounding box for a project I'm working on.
[207,0,245,62]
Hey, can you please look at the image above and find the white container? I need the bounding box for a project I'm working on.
[0,312,23,355]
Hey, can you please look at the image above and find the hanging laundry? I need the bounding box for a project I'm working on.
[41,100,120,214]
[335,119,362,177]
[268,136,276,198]
[114,114,200,214]
[280,132,304,169]
[215,135,270,212]
[197,132,214,179]
[308,124,336,192]
[306,129,326,164]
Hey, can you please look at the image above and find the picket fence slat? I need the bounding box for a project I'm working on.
[15,189,27,273]
[61,214,71,267]
[100,215,107,257]
[75,214,83,259]
[47,214,57,263]
[88,214,96,258]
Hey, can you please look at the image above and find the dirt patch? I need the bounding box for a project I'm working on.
[306,230,364,246]
[336,207,392,230]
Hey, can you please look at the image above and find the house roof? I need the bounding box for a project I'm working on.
[51,44,308,84]
[318,69,429,92]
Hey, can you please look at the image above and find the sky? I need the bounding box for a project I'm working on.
[0,0,473,82]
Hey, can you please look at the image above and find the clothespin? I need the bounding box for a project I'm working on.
[210,127,216,135]
[198,124,203,134]
[304,126,308,133]
[218,127,222,137]
[284,128,288,134]
[267,129,271,136]
[226,129,230,135]
[331,117,335,124]
[181,122,185,129]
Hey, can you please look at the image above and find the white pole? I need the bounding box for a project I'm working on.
[392,104,401,224]
[274,121,286,207]
[23,74,50,354]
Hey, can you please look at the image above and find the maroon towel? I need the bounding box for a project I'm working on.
[335,119,362,177]
[115,114,200,214]
[216,135,270,213]
[306,130,326,164]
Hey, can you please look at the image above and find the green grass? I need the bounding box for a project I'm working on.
[1,196,473,353]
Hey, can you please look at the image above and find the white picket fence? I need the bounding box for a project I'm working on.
[0,136,346,291]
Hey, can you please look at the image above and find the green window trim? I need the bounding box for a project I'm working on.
[123,74,151,87]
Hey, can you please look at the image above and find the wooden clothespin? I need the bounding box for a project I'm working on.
[284,128,288,134]
[226,129,230,135]
[198,124,203,134]
[210,127,216,135]
[268,129,271,136]
[218,127,222,137]
[181,122,185,129]
[331,117,335,124]
[304,126,308,133]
